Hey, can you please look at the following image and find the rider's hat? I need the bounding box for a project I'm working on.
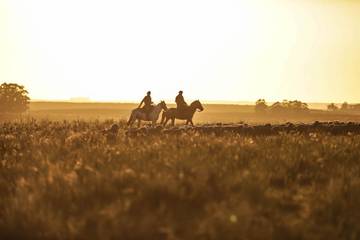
[147,91,151,95]
[179,90,183,94]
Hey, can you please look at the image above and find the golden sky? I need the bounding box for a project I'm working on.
[1,0,360,103]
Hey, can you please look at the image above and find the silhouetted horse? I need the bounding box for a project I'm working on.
[128,101,168,127]
[161,100,204,126]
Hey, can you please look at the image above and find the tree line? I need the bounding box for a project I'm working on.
[255,99,309,114]
[327,102,360,112]
[256,99,360,114]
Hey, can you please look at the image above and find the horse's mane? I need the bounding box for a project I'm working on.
[190,100,200,107]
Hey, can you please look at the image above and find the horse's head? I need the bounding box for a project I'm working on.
[191,100,204,112]
[159,101,168,111]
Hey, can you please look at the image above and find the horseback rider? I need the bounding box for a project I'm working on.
[138,91,153,119]
[175,90,187,114]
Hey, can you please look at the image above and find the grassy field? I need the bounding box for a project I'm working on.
[1,120,360,239]
[25,101,360,123]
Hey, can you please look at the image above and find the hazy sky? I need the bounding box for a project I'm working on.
[1,0,360,103]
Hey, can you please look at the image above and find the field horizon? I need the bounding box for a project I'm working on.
[19,101,360,124]
[29,99,348,110]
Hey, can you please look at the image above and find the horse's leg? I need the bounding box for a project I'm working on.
[190,119,194,126]
[164,117,169,126]
[160,112,166,125]
[185,120,189,125]
[137,119,141,128]
[127,114,133,127]
[171,118,175,126]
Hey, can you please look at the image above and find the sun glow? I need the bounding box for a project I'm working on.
[1,0,360,103]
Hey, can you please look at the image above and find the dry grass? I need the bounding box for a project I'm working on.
[1,120,360,239]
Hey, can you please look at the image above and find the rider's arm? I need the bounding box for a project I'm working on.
[138,98,144,108]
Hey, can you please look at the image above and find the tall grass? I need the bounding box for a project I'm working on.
[0,120,359,239]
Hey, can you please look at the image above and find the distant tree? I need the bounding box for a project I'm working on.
[282,99,290,109]
[327,103,338,111]
[300,102,309,110]
[0,83,30,113]
[341,102,349,111]
[255,99,268,113]
[269,100,309,114]
[293,100,308,111]
[270,101,284,113]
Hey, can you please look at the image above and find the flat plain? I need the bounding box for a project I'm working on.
[1,102,360,239]
[27,101,360,123]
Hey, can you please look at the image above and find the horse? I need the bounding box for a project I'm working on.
[127,101,168,127]
[161,100,204,126]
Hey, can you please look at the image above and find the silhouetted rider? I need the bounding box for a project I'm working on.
[138,91,153,119]
[175,91,187,114]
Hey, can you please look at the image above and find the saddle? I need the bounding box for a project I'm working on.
[140,105,154,120]
[176,105,188,118]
